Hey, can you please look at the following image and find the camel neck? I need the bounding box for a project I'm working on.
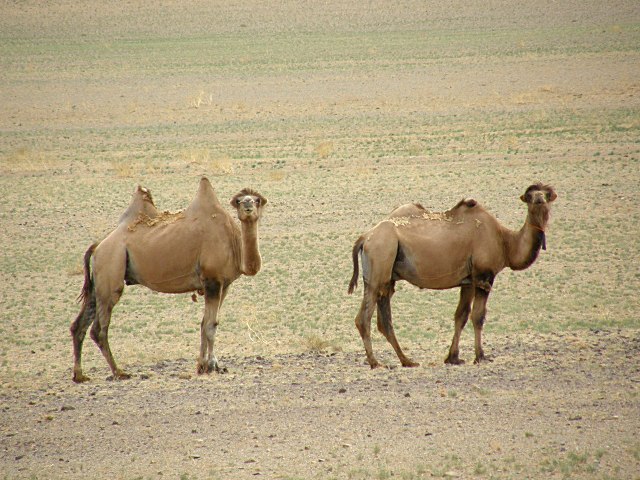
[240,221,261,276]
[505,213,547,271]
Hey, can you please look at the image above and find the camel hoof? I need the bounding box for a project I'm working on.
[474,355,493,365]
[109,370,131,380]
[196,362,226,374]
[444,357,465,365]
[72,373,91,383]
[402,360,420,368]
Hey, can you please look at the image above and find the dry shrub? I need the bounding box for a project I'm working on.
[268,170,286,182]
[182,148,234,175]
[189,91,213,109]
[314,141,334,159]
[66,262,84,276]
[303,334,341,353]
[210,155,234,175]
[111,160,137,178]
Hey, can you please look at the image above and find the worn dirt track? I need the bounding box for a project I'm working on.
[2,330,639,479]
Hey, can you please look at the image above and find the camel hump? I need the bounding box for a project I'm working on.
[118,184,159,224]
[389,202,427,218]
[453,198,477,210]
[186,177,224,215]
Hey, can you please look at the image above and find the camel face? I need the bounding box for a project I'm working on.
[521,183,557,206]
[231,189,267,222]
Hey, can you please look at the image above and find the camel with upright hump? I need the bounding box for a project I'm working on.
[70,177,267,382]
[348,183,557,368]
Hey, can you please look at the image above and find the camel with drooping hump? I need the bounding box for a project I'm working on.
[348,183,557,368]
[70,177,267,382]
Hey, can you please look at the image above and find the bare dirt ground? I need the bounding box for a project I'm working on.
[1,1,639,479]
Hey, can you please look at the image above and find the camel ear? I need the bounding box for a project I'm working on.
[520,194,527,203]
[546,189,557,202]
[255,194,267,207]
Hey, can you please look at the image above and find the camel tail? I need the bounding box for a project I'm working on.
[348,236,365,294]
[77,243,97,304]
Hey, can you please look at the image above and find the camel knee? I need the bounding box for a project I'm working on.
[472,313,486,328]
[90,322,108,348]
[202,321,218,340]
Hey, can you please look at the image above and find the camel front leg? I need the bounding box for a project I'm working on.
[471,287,492,364]
[445,285,473,365]
[355,287,382,368]
[197,280,225,374]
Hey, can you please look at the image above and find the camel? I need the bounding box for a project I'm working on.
[348,183,557,368]
[70,177,267,382]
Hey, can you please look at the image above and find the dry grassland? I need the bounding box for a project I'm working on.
[1,1,639,479]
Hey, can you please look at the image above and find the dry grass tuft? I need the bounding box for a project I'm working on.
[314,141,334,159]
[183,148,234,175]
[66,263,84,276]
[189,91,214,109]
[303,334,341,353]
[111,160,137,178]
[268,170,286,182]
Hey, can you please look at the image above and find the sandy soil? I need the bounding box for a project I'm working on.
[2,331,639,479]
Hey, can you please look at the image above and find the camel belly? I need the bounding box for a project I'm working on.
[124,225,203,294]
[393,241,471,290]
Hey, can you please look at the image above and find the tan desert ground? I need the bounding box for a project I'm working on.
[1,1,639,479]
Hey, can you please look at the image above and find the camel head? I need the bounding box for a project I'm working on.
[520,183,557,233]
[230,188,267,222]
[520,183,557,206]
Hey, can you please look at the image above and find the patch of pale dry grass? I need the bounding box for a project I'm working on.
[302,334,342,353]
[1,147,56,173]
[267,170,286,182]
[189,91,214,109]
[182,148,234,175]
[314,141,334,159]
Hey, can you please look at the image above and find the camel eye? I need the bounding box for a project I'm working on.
[254,198,261,206]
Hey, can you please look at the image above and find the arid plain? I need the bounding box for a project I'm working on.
[1,1,639,479]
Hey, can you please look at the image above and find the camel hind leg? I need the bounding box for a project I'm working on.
[70,292,96,383]
[89,291,130,380]
[354,234,398,369]
[376,283,418,367]
[70,243,97,383]
[354,285,382,368]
